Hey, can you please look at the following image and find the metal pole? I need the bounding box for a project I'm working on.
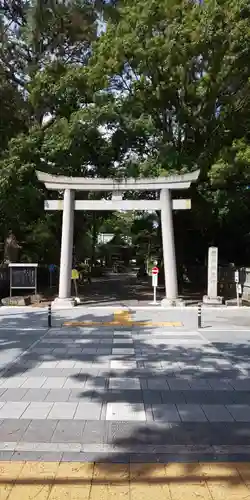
[236,285,240,307]
[198,302,202,329]
[153,286,156,304]
[48,303,52,328]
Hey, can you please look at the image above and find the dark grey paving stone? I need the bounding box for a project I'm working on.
[61,452,100,462]
[0,451,14,461]
[22,389,49,402]
[45,389,71,402]
[11,451,63,462]
[160,391,186,404]
[22,419,58,442]
[0,389,28,401]
[143,390,162,404]
[104,390,143,404]
[82,421,108,444]
[0,419,30,441]
[68,389,93,402]
[183,391,236,405]
[52,420,86,443]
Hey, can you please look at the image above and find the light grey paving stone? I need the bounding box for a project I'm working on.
[110,360,137,369]
[209,380,234,391]
[74,402,102,420]
[152,404,180,422]
[147,378,169,391]
[52,348,68,354]
[226,405,250,422]
[167,379,191,391]
[68,390,87,402]
[96,348,112,355]
[63,378,86,389]
[0,402,29,419]
[22,389,49,402]
[55,360,77,369]
[45,389,71,402]
[42,377,67,389]
[52,420,86,443]
[21,377,47,389]
[47,402,78,419]
[0,419,30,441]
[0,451,13,460]
[0,377,27,389]
[177,404,207,422]
[202,405,234,422]
[22,419,58,442]
[39,361,59,368]
[21,402,54,419]
[109,378,140,390]
[0,389,7,399]
[0,388,27,401]
[113,339,133,344]
[106,402,146,421]
[84,377,107,391]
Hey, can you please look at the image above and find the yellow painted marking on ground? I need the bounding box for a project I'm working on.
[0,462,250,499]
[64,316,182,327]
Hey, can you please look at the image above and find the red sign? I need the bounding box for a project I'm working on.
[152,266,159,275]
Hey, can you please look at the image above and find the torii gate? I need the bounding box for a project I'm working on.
[36,170,199,308]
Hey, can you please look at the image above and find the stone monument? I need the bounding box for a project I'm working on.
[203,246,223,305]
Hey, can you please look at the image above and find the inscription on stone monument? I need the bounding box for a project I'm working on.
[207,246,218,298]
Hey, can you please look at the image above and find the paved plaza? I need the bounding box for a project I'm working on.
[0,306,250,497]
[0,306,248,463]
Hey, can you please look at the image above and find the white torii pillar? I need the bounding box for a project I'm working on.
[53,189,75,309]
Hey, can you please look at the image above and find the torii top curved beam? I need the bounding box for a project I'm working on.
[36,170,200,191]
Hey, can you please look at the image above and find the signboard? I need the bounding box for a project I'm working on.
[71,269,79,280]
[152,266,159,275]
[9,263,38,298]
[234,270,239,283]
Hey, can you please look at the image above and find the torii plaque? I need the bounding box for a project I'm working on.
[36,170,199,308]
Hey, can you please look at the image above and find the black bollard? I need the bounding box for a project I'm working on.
[48,303,52,328]
[198,302,202,329]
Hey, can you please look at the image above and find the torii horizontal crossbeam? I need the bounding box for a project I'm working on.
[45,199,191,211]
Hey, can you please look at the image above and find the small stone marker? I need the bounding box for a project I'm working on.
[203,247,223,305]
[151,266,159,304]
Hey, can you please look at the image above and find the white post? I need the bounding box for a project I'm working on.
[160,188,178,305]
[53,189,75,308]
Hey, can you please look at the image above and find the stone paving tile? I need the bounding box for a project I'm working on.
[0,377,27,389]
[0,388,27,401]
[110,360,137,369]
[11,450,63,462]
[152,404,180,422]
[21,377,47,389]
[109,378,141,390]
[45,390,72,403]
[209,379,234,390]
[147,378,169,390]
[142,390,162,404]
[202,404,234,422]
[177,404,208,422]
[106,402,146,421]
[42,377,67,389]
[0,419,30,441]
[22,389,49,402]
[74,402,102,420]
[167,378,191,391]
[0,402,28,419]
[83,421,108,444]
[52,420,86,443]
[21,402,54,419]
[48,402,78,419]
[22,419,58,442]
[160,391,186,404]
[226,404,250,421]
[63,378,86,389]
